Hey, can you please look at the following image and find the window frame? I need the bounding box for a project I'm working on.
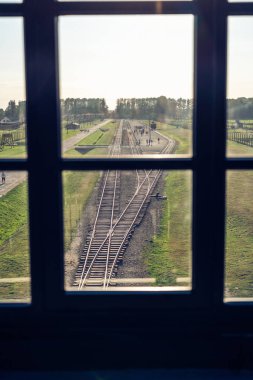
[0,0,253,321]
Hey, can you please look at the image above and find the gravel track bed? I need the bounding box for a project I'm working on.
[116,174,165,283]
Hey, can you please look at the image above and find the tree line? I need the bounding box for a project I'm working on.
[115,96,193,121]
[3,97,253,123]
[61,98,108,117]
[0,100,26,122]
[116,97,253,121]
[227,98,253,120]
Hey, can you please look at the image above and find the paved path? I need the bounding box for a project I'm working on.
[0,119,111,198]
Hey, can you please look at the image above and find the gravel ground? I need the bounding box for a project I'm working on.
[116,173,165,283]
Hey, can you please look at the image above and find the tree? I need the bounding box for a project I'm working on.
[0,108,4,120]
[5,100,19,121]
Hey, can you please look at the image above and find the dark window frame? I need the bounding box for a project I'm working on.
[0,0,253,325]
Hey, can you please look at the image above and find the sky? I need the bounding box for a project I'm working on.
[1,15,253,110]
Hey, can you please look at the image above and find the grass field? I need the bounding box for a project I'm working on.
[155,122,192,155]
[225,171,253,297]
[147,122,253,294]
[65,121,118,157]
[145,171,191,286]
[0,182,30,301]
[77,121,117,146]
[61,120,98,141]
[0,171,100,301]
[63,171,99,251]
[143,122,192,285]
[227,139,253,156]
[0,145,26,158]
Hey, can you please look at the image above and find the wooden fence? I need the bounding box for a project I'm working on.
[0,129,26,142]
[228,132,253,147]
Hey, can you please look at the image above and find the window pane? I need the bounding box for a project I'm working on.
[63,170,192,291]
[227,17,253,157]
[0,172,30,303]
[59,16,193,157]
[0,18,26,159]
[225,171,253,301]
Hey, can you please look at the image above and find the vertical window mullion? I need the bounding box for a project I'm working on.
[193,0,217,306]
[25,0,63,309]
[211,0,227,307]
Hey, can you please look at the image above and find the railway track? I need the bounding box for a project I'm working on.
[74,120,176,289]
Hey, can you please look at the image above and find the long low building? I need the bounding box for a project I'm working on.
[0,117,23,130]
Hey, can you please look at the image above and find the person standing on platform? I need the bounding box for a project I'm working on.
[1,172,6,184]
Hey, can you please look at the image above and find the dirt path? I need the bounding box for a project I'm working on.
[0,172,27,198]
[0,119,111,198]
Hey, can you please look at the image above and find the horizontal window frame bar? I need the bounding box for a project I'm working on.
[60,157,193,170]
[226,159,253,169]
[225,299,253,306]
[56,1,195,15]
[42,293,253,312]
[47,291,208,312]
[1,158,253,171]
[0,160,27,169]
[229,3,253,15]
[1,1,253,17]
[1,158,253,169]
[0,3,23,16]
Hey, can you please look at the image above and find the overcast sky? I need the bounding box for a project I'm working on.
[0,16,253,110]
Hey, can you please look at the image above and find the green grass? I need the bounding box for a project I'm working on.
[0,182,28,245]
[65,121,118,157]
[227,140,253,156]
[142,121,192,285]
[61,120,97,141]
[0,145,26,158]
[145,171,191,286]
[62,128,80,141]
[154,124,253,294]
[156,122,192,154]
[0,171,100,300]
[63,171,100,250]
[148,124,253,293]
[225,171,253,297]
[77,122,117,147]
[0,183,30,301]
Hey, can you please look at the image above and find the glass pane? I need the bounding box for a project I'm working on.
[63,170,192,291]
[227,17,253,157]
[0,171,30,303]
[0,18,26,159]
[59,16,193,157]
[225,171,253,301]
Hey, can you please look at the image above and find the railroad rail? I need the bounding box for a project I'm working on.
[74,120,176,289]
